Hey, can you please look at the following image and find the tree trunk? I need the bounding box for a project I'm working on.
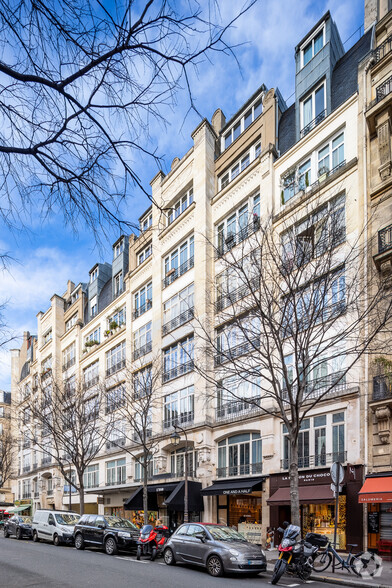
[289,436,301,528]
[143,453,148,526]
[78,475,85,516]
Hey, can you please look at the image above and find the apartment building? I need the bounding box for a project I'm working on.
[0,390,13,508]
[10,4,387,550]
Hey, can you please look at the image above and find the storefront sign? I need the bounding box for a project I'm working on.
[368,511,380,534]
[155,487,165,492]
[223,489,252,495]
[281,472,331,484]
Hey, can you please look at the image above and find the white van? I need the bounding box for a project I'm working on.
[32,509,80,545]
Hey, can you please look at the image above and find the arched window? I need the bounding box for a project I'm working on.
[217,433,262,478]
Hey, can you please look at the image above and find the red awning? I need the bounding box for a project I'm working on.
[267,485,335,505]
[358,477,392,503]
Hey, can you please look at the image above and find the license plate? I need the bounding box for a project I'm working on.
[248,560,261,565]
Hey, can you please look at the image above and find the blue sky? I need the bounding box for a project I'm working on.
[0,0,364,390]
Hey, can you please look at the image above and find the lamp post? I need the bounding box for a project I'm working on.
[171,425,189,523]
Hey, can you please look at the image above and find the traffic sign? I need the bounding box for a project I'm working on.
[331,462,344,485]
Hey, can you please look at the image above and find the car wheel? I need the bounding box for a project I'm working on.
[33,531,40,542]
[74,533,85,550]
[53,534,61,546]
[105,537,118,556]
[207,555,224,577]
[163,547,176,566]
[16,528,22,540]
[3,528,9,538]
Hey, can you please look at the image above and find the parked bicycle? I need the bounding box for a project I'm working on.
[313,541,381,577]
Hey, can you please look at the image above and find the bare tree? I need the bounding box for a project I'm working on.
[109,360,161,525]
[0,428,15,491]
[194,196,392,527]
[0,0,255,237]
[27,375,114,514]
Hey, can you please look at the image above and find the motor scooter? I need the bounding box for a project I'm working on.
[271,523,322,584]
[136,524,170,561]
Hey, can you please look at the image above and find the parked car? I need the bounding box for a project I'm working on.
[73,515,139,555]
[32,509,80,545]
[4,515,33,540]
[163,523,267,577]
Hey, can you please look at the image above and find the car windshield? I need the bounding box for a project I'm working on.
[104,516,138,529]
[207,526,247,542]
[20,516,33,524]
[55,514,80,525]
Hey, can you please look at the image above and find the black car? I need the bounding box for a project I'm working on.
[4,515,33,540]
[73,515,139,555]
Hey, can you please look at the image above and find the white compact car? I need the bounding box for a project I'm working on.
[32,509,80,545]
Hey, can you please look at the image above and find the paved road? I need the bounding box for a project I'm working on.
[0,533,343,588]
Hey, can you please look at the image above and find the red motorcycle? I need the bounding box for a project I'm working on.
[136,524,170,561]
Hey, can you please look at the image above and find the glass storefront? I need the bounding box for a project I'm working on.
[302,496,347,549]
[217,491,263,544]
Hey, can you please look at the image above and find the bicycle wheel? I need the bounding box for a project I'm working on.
[312,551,332,572]
[350,552,381,577]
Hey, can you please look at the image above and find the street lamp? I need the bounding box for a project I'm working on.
[171,425,189,523]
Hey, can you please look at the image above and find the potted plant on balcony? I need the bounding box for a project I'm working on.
[109,320,118,330]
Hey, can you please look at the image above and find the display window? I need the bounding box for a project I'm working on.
[302,496,346,549]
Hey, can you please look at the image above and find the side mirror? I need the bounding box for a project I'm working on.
[194,532,206,542]
[49,520,55,526]
[97,523,105,529]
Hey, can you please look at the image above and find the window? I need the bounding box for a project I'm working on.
[332,412,345,461]
[170,447,198,477]
[138,243,152,265]
[140,212,152,232]
[218,433,262,477]
[164,386,194,428]
[134,282,152,319]
[301,27,324,67]
[314,414,327,466]
[43,329,52,345]
[85,327,100,346]
[114,271,124,296]
[134,366,152,398]
[301,82,326,136]
[41,355,52,377]
[222,96,263,151]
[215,316,261,365]
[163,283,194,334]
[283,419,310,468]
[163,235,194,288]
[163,335,194,382]
[135,455,156,482]
[90,267,98,283]
[84,464,99,489]
[83,360,99,388]
[167,187,194,225]
[62,343,76,370]
[216,371,261,419]
[84,395,99,421]
[90,295,97,318]
[216,193,260,254]
[219,143,261,190]
[108,306,126,328]
[64,374,76,397]
[65,313,78,332]
[318,132,344,175]
[106,341,126,376]
[108,419,126,447]
[106,384,126,413]
[106,458,126,485]
[114,239,124,259]
[133,322,152,359]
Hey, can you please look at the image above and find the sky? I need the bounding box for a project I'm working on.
[0,0,365,391]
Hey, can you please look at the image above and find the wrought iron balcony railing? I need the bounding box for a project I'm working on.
[300,109,326,138]
[42,457,52,465]
[106,359,126,377]
[373,375,392,401]
[378,224,392,255]
[163,256,194,289]
[216,278,259,312]
[163,360,194,383]
[62,357,76,372]
[282,370,348,402]
[84,375,99,389]
[217,462,263,478]
[106,477,126,486]
[281,451,347,470]
[23,465,31,473]
[216,399,261,421]
[214,337,260,366]
[374,35,392,63]
[369,75,392,109]
[216,219,260,257]
[133,299,152,320]
[162,308,194,335]
[133,341,152,361]
[163,411,194,429]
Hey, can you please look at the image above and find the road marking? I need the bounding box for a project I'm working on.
[115,556,147,563]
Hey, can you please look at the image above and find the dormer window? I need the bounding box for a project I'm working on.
[114,239,124,259]
[140,213,152,232]
[301,25,325,68]
[301,81,326,138]
[222,94,264,151]
[90,267,98,283]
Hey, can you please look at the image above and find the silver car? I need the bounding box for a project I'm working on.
[163,523,267,577]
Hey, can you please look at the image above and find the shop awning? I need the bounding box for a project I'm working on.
[200,477,265,496]
[358,476,392,503]
[7,505,31,513]
[267,485,335,505]
[124,482,179,511]
[164,481,204,512]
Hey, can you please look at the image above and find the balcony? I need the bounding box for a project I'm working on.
[214,337,260,367]
[373,35,392,64]
[300,109,326,138]
[163,256,194,289]
[106,359,126,377]
[32,463,38,471]
[34,491,39,498]
[106,438,126,449]
[216,219,260,258]
[163,360,194,383]
[133,342,152,361]
[216,399,261,422]
[217,463,263,478]
[106,478,126,487]
[163,411,194,429]
[216,278,259,312]
[22,492,31,499]
[47,489,53,496]
[281,451,347,470]
[282,370,348,403]
[62,357,76,372]
[162,308,194,335]
[42,457,52,466]
[23,465,31,473]
[373,376,392,402]
[132,429,152,443]
[133,299,152,320]
[113,285,125,300]
[84,375,99,389]
[368,75,392,110]
[379,224,392,254]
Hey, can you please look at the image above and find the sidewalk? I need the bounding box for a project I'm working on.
[265,549,392,588]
